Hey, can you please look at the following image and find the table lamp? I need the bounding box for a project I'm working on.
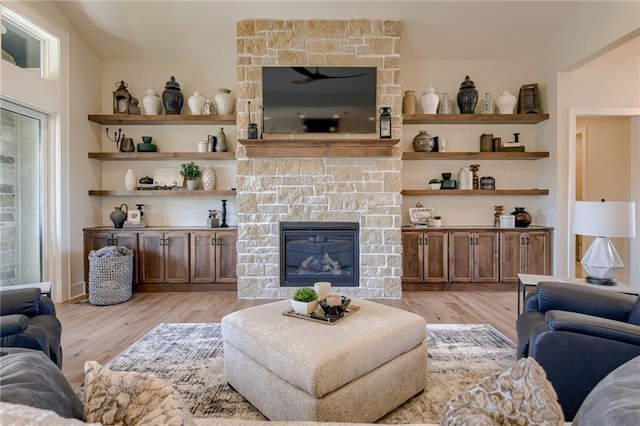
[572,200,636,285]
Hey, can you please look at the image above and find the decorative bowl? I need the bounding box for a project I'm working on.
[318,296,351,318]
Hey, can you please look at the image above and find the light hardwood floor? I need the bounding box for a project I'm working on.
[56,291,519,384]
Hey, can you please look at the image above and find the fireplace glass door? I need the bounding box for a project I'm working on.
[280,222,359,287]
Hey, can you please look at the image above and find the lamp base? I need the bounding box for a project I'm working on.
[584,276,618,286]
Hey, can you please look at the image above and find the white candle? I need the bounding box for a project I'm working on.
[326,294,342,307]
[314,282,331,300]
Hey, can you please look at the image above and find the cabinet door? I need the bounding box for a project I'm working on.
[499,231,524,282]
[139,232,164,283]
[525,231,552,276]
[474,231,499,282]
[164,232,190,283]
[216,230,238,283]
[424,231,448,282]
[84,232,112,285]
[111,231,139,284]
[190,232,216,283]
[448,232,473,283]
[402,231,423,282]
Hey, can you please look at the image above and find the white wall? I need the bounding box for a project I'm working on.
[2,1,103,300]
[98,60,238,228]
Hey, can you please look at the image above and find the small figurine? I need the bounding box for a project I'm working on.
[128,97,141,115]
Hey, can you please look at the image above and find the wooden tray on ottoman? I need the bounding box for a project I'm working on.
[282,305,360,325]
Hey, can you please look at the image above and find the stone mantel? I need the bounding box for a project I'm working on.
[238,139,400,158]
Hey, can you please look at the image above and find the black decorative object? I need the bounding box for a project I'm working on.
[480,176,495,190]
[162,76,184,115]
[135,204,144,219]
[379,106,391,138]
[110,204,128,229]
[512,207,532,228]
[319,296,351,319]
[247,101,258,139]
[220,199,228,228]
[456,76,478,114]
[106,128,123,150]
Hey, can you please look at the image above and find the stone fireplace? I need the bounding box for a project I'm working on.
[235,19,403,298]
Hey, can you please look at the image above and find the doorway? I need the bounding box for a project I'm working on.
[0,102,45,285]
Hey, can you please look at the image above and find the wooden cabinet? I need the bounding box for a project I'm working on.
[500,230,553,282]
[83,227,238,292]
[139,231,190,284]
[190,230,237,284]
[448,231,499,283]
[402,230,448,283]
[83,230,139,285]
[401,227,552,290]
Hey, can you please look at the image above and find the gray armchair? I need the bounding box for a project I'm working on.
[516,281,640,420]
[0,288,62,367]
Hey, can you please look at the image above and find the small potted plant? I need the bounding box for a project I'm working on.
[429,178,442,190]
[180,161,201,190]
[291,288,319,315]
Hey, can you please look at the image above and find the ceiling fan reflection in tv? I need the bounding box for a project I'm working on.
[262,66,377,134]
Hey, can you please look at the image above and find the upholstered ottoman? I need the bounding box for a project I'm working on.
[221,299,427,422]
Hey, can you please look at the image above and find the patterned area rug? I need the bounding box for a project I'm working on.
[106,323,516,423]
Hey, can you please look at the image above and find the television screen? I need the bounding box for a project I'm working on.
[262,66,377,134]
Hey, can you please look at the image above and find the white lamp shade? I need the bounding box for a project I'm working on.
[573,201,636,238]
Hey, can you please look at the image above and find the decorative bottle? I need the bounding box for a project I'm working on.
[496,91,517,114]
[201,166,216,191]
[512,207,532,227]
[214,89,234,115]
[162,76,184,115]
[142,86,162,115]
[201,99,216,115]
[215,127,227,152]
[480,93,493,114]
[470,164,480,190]
[402,90,417,114]
[188,91,206,115]
[125,169,137,191]
[438,92,452,114]
[421,85,439,114]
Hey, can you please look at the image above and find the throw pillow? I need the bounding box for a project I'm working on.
[441,357,564,426]
[0,349,84,420]
[83,361,195,426]
[572,354,640,426]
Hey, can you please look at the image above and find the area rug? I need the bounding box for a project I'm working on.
[105,323,516,423]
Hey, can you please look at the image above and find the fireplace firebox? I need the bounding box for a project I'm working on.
[280,222,359,287]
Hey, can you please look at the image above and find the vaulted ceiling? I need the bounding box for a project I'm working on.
[54,1,584,62]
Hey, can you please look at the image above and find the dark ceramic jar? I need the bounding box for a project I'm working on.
[511,207,532,228]
[457,76,478,114]
[162,76,184,115]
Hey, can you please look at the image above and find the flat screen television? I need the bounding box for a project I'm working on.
[262,66,377,134]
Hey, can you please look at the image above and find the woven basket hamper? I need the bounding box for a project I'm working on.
[88,247,133,305]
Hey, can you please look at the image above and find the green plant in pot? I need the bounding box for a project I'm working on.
[180,161,201,190]
[291,288,319,315]
[429,178,442,190]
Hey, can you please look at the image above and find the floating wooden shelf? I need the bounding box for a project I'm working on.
[238,138,400,158]
[88,189,237,196]
[88,152,236,161]
[402,113,549,125]
[401,189,549,196]
[402,151,549,160]
[88,114,236,125]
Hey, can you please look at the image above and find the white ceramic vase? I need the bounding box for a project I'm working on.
[496,91,517,114]
[214,89,234,115]
[188,91,206,115]
[201,166,216,190]
[125,169,137,191]
[142,87,162,115]
[458,167,473,190]
[421,85,439,114]
[186,180,198,191]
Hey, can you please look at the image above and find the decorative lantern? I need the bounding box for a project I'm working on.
[113,80,132,114]
[379,106,391,139]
